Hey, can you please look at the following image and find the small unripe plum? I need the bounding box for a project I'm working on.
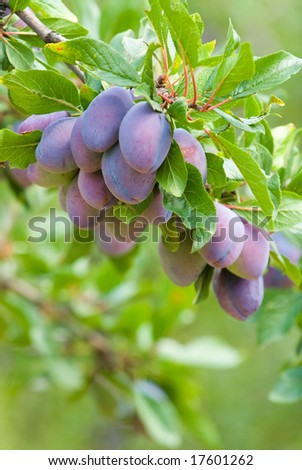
[199,203,245,268]
[82,87,133,152]
[70,116,102,173]
[36,117,77,174]
[173,128,207,182]
[213,269,264,320]
[27,163,75,188]
[78,170,114,210]
[18,111,69,133]
[141,189,172,225]
[159,234,207,286]
[102,144,156,204]
[96,220,135,257]
[119,102,172,173]
[227,221,270,279]
[66,177,99,229]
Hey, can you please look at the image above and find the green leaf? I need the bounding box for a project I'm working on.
[0,129,41,168]
[0,70,81,114]
[142,42,160,97]
[79,84,98,110]
[146,0,168,48]
[29,0,77,21]
[233,51,302,99]
[229,192,302,231]
[256,291,302,346]
[168,98,204,129]
[113,195,153,224]
[206,153,227,188]
[224,19,240,57]
[157,0,203,68]
[270,250,301,287]
[162,164,216,249]
[194,265,214,304]
[286,166,302,195]
[268,173,282,210]
[214,108,261,134]
[45,38,141,87]
[215,135,275,217]
[134,380,182,448]
[43,18,88,38]
[4,38,35,71]
[270,368,302,404]
[9,0,30,11]
[213,42,255,96]
[157,141,188,197]
[156,337,242,369]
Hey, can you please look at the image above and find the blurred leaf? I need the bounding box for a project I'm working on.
[45,39,141,87]
[29,0,77,21]
[270,367,302,403]
[1,70,80,114]
[9,0,30,11]
[256,290,302,345]
[206,153,227,188]
[157,337,242,369]
[224,19,240,57]
[0,129,41,168]
[194,265,214,304]
[270,250,301,287]
[134,380,182,448]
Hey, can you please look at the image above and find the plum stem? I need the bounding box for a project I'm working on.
[2,0,85,83]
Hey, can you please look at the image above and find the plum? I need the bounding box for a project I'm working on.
[102,144,156,204]
[82,87,133,152]
[70,115,102,173]
[95,220,135,257]
[18,111,69,133]
[119,102,172,173]
[199,203,245,268]
[66,177,99,229]
[36,117,77,174]
[141,189,172,225]
[173,128,207,182]
[78,170,114,210]
[8,167,32,188]
[227,221,270,279]
[27,163,76,188]
[213,269,264,320]
[159,233,207,286]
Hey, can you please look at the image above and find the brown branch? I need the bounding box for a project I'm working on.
[2,0,85,83]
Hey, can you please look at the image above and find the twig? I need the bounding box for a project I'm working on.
[2,0,85,83]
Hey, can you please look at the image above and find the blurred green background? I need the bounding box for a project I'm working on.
[1,0,302,450]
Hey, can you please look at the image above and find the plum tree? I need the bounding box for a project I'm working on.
[66,177,99,229]
[78,170,114,210]
[96,220,135,257]
[70,116,103,173]
[119,102,172,173]
[173,128,207,182]
[82,87,133,152]
[227,221,270,279]
[213,269,264,320]
[102,144,156,204]
[18,111,69,133]
[27,163,76,188]
[36,117,78,174]
[141,189,172,225]
[199,203,245,268]
[159,233,207,286]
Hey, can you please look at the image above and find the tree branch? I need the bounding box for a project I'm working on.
[2,0,85,83]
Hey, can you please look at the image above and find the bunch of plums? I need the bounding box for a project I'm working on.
[159,203,271,321]
[14,86,274,321]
